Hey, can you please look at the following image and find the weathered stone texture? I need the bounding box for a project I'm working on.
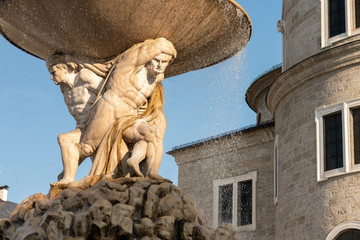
[173,126,275,240]
[282,0,320,70]
[257,95,273,123]
[2,178,238,239]
[282,0,360,71]
[245,66,281,124]
[272,52,360,239]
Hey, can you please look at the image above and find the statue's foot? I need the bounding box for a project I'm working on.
[148,172,164,180]
[50,178,72,189]
[127,159,144,177]
[67,175,102,188]
[101,174,114,181]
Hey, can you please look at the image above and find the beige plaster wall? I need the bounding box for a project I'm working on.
[270,47,360,239]
[172,126,275,240]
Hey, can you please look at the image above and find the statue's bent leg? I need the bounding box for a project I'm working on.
[143,127,164,179]
[147,140,164,180]
[127,140,147,177]
[145,142,156,177]
[81,98,135,176]
[134,123,164,180]
[51,129,82,187]
[80,99,116,156]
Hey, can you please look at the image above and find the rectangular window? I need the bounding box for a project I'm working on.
[355,0,360,28]
[350,108,360,164]
[321,0,360,47]
[329,0,346,37]
[218,184,233,225]
[324,112,344,171]
[316,103,345,181]
[213,172,257,231]
[237,180,252,226]
[316,99,360,181]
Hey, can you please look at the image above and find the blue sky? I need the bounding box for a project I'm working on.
[0,0,282,203]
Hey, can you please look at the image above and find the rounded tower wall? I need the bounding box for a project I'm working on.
[282,0,360,71]
[282,0,321,70]
[269,39,360,239]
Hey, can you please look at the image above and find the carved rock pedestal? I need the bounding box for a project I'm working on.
[1,178,237,240]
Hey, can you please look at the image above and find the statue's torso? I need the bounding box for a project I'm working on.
[106,66,163,110]
[61,69,104,124]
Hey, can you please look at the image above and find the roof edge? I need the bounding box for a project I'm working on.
[245,64,282,112]
[167,120,275,155]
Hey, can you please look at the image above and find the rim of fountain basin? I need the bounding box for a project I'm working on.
[0,0,251,78]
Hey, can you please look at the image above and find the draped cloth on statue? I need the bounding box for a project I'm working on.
[87,84,165,178]
[88,115,132,177]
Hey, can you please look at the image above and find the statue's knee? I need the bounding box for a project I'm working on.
[79,143,94,157]
[57,133,67,146]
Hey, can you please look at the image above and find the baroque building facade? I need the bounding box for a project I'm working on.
[169,0,360,239]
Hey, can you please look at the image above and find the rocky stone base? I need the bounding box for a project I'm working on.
[0,178,237,239]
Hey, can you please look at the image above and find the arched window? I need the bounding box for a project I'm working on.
[335,229,360,240]
[327,222,360,240]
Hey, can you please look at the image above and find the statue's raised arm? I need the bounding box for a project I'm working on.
[120,38,177,69]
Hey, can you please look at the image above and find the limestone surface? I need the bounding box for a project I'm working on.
[1,178,238,240]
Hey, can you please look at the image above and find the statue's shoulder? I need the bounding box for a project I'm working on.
[77,68,103,84]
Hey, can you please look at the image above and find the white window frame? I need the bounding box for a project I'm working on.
[346,98,360,172]
[326,221,360,240]
[321,0,360,47]
[274,134,279,204]
[316,102,346,181]
[316,98,360,181]
[213,171,257,231]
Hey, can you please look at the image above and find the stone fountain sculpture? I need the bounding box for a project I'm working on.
[0,0,251,239]
[46,38,177,188]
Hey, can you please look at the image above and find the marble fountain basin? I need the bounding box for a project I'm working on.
[0,0,251,77]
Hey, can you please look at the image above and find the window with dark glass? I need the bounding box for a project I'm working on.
[324,112,343,171]
[351,108,360,165]
[335,229,360,240]
[237,180,252,226]
[355,0,360,29]
[329,0,346,37]
[217,179,254,227]
[218,184,233,225]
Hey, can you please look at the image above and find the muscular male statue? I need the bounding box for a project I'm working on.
[47,61,105,185]
[52,38,177,186]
